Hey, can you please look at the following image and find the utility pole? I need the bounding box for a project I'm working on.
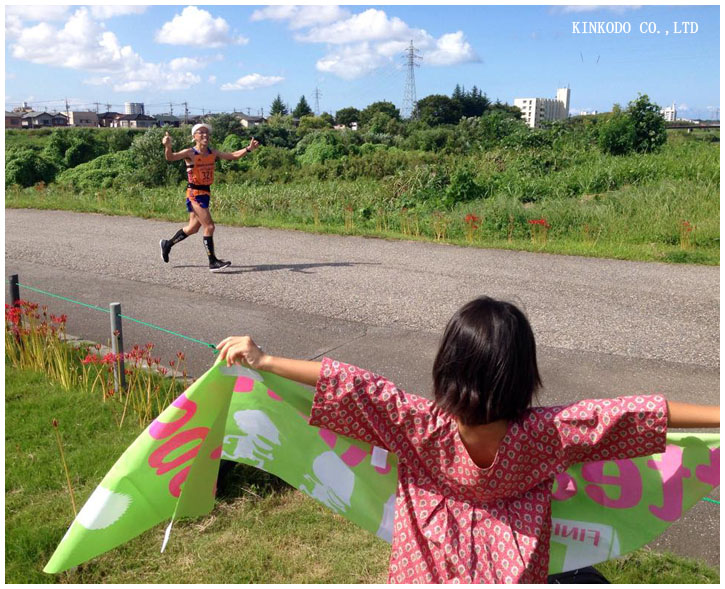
[314,86,322,115]
[106,103,112,113]
[183,102,189,124]
[93,102,100,113]
[169,102,173,116]
[64,97,70,116]
[402,40,421,119]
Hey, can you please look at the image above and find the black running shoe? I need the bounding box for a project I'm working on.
[160,239,171,263]
[209,259,232,272]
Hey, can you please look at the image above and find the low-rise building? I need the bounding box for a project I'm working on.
[21,111,68,128]
[154,114,181,128]
[236,113,266,128]
[111,113,156,129]
[97,112,122,127]
[5,112,23,129]
[65,111,99,127]
[514,88,570,128]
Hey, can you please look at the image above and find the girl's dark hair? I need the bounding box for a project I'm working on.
[432,296,541,426]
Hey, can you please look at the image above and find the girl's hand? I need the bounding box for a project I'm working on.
[248,137,260,151]
[216,336,268,370]
[162,131,172,148]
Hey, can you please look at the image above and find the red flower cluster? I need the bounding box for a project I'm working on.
[82,352,122,366]
[464,213,481,230]
[681,220,693,233]
[528,218,551,229]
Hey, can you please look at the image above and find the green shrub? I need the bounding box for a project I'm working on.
[598,113,636,155]
[55,151,134,191]
[296,131,347,165]
[5,147,59,187]
[441,165,486,208]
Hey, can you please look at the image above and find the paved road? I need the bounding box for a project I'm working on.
[5,208,720,566]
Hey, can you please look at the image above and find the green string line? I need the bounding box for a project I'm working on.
[119,314,217,351]
[16,283,110,314]
[16,282,217,352]
[9,279,723,506]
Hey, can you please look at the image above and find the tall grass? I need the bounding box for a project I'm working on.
[6,134,718,264]
[5,300,188,428]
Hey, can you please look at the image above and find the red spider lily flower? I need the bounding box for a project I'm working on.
[464,213,481,224]
[177,352,185,361]
[145,342,155,350]
[102,353,118,365]
[169,360,176,368]
[82,354,101,365]
[158,367,168,376]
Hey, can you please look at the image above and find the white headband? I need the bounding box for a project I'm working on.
[191,123,212,136]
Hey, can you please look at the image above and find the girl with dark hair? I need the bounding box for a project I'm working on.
[216,296,718,583]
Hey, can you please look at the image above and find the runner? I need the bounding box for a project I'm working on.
[160,124,259,272]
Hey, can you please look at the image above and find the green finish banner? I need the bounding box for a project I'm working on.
[44,360,719,575]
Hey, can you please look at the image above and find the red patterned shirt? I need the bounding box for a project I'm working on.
[309,358,668,583]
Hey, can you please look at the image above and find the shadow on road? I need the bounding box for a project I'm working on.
[172,261,379,274]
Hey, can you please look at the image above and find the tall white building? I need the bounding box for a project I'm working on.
[514,88,570,128]
[124,102,145,115]
[661,103,676,122]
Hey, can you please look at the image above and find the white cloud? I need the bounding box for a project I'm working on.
[251,5,350,30]
[155,6,248,47]
[5,5,70,21]
[221,73,284,91]
[208,75,217,84]
[169,57,209,72]
[264,7,478,80]
[90,6,148,20]
[425,32,479,66]
[316,43,389,80]
[296,9,412,44]
[9,8,206,92]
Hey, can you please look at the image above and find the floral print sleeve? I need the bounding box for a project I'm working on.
[552,394,668,467]
[308,357,434,455]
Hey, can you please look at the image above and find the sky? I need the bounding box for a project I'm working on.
[4,3,721,120]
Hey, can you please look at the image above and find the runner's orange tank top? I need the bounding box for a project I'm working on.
[186,147,215,197]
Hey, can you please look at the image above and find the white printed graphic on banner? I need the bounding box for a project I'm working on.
[222,410,281,468]
[300,451,355,514]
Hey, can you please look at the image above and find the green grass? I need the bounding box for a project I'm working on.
[6,365,719,583]
[5,129,719,265]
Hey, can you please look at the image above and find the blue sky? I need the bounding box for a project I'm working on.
[4,4,720,119]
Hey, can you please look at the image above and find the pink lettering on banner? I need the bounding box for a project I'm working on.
[267,389,282,401]
[696,448,719,487]
[148,426,210,476]
[168,465,191,498]
[234,377,255,393]
[552,472,578,501]
[210,445,223,460]
[647,444,691,522]
[582,458,642,509]
[149,393,197,440]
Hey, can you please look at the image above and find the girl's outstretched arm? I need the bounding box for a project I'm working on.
[667,401,720,428]
[216,336,321,387]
